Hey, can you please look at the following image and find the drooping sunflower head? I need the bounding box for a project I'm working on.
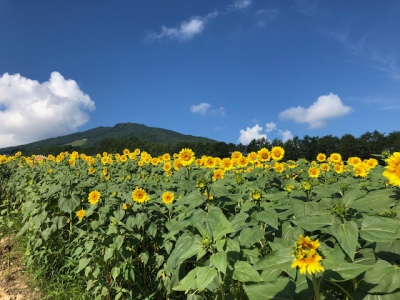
[162,191,174,205]
[271,146,285,161]
[88,190,101,205]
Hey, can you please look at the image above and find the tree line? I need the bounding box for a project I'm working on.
[10,130,400,162]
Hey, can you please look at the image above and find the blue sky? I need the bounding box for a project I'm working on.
[0,0,399,148]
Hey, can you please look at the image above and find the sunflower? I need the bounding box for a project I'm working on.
[348,156,361,167]
[123,148,130,155]
[162,153,171,161]
[101,156,109,165]
[334,163,344,174]
[291,235,324,275]
[274,162,285,173]
[316,153,326,162]
[120,155,128,163]
[204,156,216,168]
[212,169,225,181]
[163,162,172,172]
[257,148,271,162]
[76,209,86,221]
[162,191,174,205]
[271,146,285,161]
[88,167,95,175]
[178,148,195,166]
[231,151,242,160]
[132,187,150,203]
[329,153,342,164]
[122,203,131,210]
[221,158,233,170]
[247,152,258,163]
[383,152,400,186]
[354,164,369,178]
[251,190,262,200]
[365,158,378,169]
[320,163,330,172]
[88,190,101,205]
[237,156,248,168]
[308,166,320,178]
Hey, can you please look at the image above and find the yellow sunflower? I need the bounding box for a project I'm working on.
[88,190,101,205]
[132,187,150,203]
[257,148,271,162]
[76,209,86,221]
[308,166,320,178]
[178,148,195,166]
[271,146,285,161]
[329,153,342,164]
[383,152,400,186]
[212,169,225,181]
[162,191,174,205]
[291,235,324,275]
[316,153,326,162]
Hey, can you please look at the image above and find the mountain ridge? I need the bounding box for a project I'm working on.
[0,122,217,153]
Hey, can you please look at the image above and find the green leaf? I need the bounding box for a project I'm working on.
[253,248,292,272]
[342,187,361,207]
[292,200,320,218]
[135,213,147,229]
[239,227,265,247]
[58,194,80,213]
[104,247,114,261]
[191,208,219,239]
[172,268,198,292]
[111,267,120,280]
[350,188,396,212]
[278,222,303,247]
[179,236,203,261]
[360,216,400,242]
[330,221,358,261]
[293,213,334,231]
[140,251,149,265]
[210,252,227,275]
[243,277,296,300]
[113,235,124,250]
[375,240,400,262]
[76,258,91,273]
[213,213,236,241]
[359,259,400,294]
[196,266,217,292]
[230,213,250,231]
[232,261,263,282]
[324,262,372,282]
[166,234,197,272]
[256,208,279,230]
[147,222,157,238]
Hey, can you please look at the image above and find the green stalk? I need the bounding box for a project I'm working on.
[312,273,321,300]
[218,271,226,300]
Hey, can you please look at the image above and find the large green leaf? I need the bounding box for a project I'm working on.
[330,221,358,261]
[232,261,263,283]
[210,252,227,275]
[341,187,361,207]
[244,277,296,300]
[324,262,371,282]
[239,227,265,247]
[359,259,400,294]
[191,208,220,239]
[166,234,196,273]
[256,208,279,230]
[350,188,396,212]
[213,213,236,241]
[293,213,334,231]
[253,248,292,272]
[172,268,198,292]
[360,216,400,242]
[230,213,250,231]
[196,266,217,292]
[58,194,80,213]
[375,240,400,262]
[291,200,320,218]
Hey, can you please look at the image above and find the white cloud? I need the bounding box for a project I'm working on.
[231,0,252,10]
[148,0,251,41]
[266,122,277,132]
[238,124,267,145]
[190,102,225,116]
[279,93,352,128]
[279,130,293,142]
[190,102,211,115]
[148,16,207,41]
[0,72,95,148]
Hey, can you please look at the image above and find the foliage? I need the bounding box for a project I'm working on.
[0,149,400,300]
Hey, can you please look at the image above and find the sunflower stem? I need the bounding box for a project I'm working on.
[312,273,320,300]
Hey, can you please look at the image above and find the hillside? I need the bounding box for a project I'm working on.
[0,123,217,153]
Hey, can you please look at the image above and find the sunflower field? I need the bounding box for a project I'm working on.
[0,148,400,300]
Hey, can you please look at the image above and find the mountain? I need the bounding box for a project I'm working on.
[0,123,217,153]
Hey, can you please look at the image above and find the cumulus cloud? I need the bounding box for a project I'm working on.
[0,72,95,148]
[231,0,252,10]
[190,102,211,115]
[238,124,267,145]
[279,93,352,128]
[266,122,277,132]
[279,130,293,142]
